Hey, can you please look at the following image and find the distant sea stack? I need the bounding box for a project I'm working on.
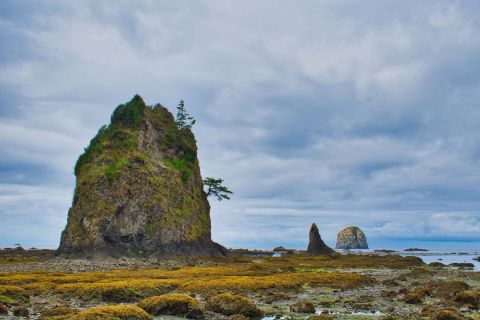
[335,226,368,249]
[307,223,335,255]
[57,95,226,258]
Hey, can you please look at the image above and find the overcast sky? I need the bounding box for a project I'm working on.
[1,1,480,250]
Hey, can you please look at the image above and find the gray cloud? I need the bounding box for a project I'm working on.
[1,1,480,250]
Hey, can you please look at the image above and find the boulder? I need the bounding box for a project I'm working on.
[449,262,474,268]
[453,290,479,306]
[57,95,226,258]
[205,294,263,319]
[434,308,464,320]
[335,226,368,249]
[307,223,334,255]
[40,306,79,319]
[13,306,29,317]
[290,301,316,313]
[73,305,152,320]
[137,294,204,319]
[0,304,7,316]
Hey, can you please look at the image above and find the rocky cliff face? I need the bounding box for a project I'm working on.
[335,226,368,249]
[57,95,226,258]
[307,223,334,255]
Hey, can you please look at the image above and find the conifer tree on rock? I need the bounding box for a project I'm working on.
[175,99,196,130]
[203,178,233,201]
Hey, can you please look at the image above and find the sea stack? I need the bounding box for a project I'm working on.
[57,95,226,258]
[335,226,368,249]
[307,223,335,255]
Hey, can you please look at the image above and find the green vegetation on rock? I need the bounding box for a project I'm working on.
[175,99,196,130]
[0,295,15,303]
[58,95,225,258]
[204,177,233,201]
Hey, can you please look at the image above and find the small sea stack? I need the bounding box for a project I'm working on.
[307,223,334,255]
[335,226,368,249]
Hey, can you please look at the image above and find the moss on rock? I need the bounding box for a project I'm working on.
[205,293,263,319]
[0,285,28,302]
[58,95,224,258]
[453,290,479,306]
[290,301,316,313]
[137,293,204,319]
[40,306,79,319]
[434,308,464,320]
[73,305,153,320]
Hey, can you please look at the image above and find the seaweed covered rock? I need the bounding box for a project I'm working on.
[205,294,263,319]
[453,290,479,306]
[434,308,464,320]
[308,316,334,320]
[138,294,204,319]
[57,95,225,258]
[0,285,28,302]
[73,305,152,320]
[40,306,79,319]
[335,226,368,249]
[0,304,7,316]
[307,223,334,255]
[13,306,29,317]
[290,301,316,313]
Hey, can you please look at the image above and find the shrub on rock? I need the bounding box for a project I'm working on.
[138,293,204,319]
[290,301,316,313]
[205,293,263,319]
[73,305,153,320]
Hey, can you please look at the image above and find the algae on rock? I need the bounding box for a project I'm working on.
[57,95,225,258]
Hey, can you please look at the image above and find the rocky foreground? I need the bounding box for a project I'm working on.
[0,249,480,319]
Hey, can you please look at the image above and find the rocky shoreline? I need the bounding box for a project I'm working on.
[0,249,479,319]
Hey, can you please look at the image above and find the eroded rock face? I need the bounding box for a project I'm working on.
[335,226,368,249]
[307,223,334,255]
[57,95,226,258]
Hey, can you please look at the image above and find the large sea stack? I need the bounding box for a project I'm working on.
[335,226,368,249]
[307,223,334,255]
[57,95,226,258]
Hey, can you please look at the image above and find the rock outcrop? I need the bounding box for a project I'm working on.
[335,226,368,249]
[307,223,334,255]
[57,95,226,258]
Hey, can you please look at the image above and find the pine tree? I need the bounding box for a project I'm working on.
[175,99,196,130]
[203,177,233,201]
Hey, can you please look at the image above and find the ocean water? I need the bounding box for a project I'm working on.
[402,252,480,270]
[337,248,480,270]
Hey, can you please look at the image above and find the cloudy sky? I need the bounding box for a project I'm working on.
[1,1,480,250]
